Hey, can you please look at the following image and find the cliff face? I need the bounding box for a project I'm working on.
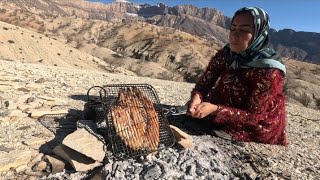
[270,29,320,64]
[168,5,231,29]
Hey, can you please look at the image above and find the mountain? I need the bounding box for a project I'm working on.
[270,29,320,64]
[1,0,318,64]
[0,0,229,43]
[0,0,222,82]
[0,20,135,75]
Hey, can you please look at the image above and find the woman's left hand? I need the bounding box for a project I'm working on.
[192,102,218,119]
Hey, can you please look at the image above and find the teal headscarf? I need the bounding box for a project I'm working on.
[227,7,286,75]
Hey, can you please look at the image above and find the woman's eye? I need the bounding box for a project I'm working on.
[231,28,251,33]
[241,29,251,33]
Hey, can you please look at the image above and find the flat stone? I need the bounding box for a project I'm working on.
[32,160,47,172]
[30,109,69,118]
[177,138,194,149]
[25,83,45,90]
[27,153,44,167]
[15,94,33,105]
[170,125,192,140]
[0,150,36,172]
[37,95,65,102]
[15,164,28,172]
[22,137,47,149]
[43,155,65,173]
[62,128,105,162]
[53,144,102,172]
[18,99,44,111]
[8,109,28,117]
[24,170,49,177]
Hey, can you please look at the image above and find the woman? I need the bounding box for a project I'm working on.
[187,7,287,145]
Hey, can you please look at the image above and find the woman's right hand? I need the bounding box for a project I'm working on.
[187,93,202,116]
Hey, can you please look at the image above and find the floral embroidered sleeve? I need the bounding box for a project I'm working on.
[214,69,285,128]
[192,48,228,98]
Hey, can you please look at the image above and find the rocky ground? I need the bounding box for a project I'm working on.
[0,59,319,180]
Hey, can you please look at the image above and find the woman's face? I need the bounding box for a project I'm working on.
[229,12,254,54]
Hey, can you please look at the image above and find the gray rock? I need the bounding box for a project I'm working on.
[126,165,134,174]
[104,163,113,173]
[142,165,162,180]
[186,164,196,176]
[213,173,226,180]
[112,162,118,172]
[133,174,140,180]
[114,170,125,179]
[182,175,194,180]
[134,166,143,174]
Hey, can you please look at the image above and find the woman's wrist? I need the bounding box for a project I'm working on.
[211,104,220,115]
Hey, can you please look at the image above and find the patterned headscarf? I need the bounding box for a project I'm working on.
[227,7,286,75]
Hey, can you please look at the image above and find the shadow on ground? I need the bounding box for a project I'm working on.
[38,110,81,155]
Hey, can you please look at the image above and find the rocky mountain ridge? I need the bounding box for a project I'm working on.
[1,0,319,63]
[270,29,320,64]
[0,7,221,82]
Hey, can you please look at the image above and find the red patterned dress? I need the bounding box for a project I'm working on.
[192,48,288,145]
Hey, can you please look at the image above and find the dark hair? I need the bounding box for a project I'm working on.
[230,10,252,30]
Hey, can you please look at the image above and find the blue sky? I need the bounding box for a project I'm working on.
[89,0,318,33]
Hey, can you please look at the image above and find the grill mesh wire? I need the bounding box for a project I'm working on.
[99,84,175,159]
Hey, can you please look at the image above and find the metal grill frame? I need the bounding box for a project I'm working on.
[101,84,176,160]
[84,86,108,125]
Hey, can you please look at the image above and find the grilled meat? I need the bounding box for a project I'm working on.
[111,87,159,151]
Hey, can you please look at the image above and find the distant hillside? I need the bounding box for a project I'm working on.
[0,21,135,75]
[0,3,221,82]
[0,0,319,63]
[270,29,320,64]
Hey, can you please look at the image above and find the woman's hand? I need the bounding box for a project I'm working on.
[187,93,202,116]
[192,102,218,119]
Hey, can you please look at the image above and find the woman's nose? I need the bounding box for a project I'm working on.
[230,32,239,40]
[232,29,241,36]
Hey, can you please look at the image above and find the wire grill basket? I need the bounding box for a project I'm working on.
[85,84,175,160]
[83,86,107,125]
